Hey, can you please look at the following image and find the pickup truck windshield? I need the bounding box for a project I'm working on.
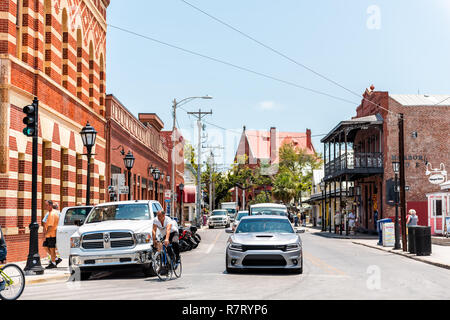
[86,204,151,223]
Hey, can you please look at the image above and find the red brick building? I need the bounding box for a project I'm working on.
[0,0,110,262]
[105,95,172,208]
[321,86,450,233]
[233,127,316,209]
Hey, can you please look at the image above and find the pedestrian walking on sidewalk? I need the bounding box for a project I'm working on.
[43,200,60,269]
[406,209,419,236]
[334,211,341,234]
[42,201,62,266]
[294,213,299,227]
[348,211,356,235]
[0,225,7,291]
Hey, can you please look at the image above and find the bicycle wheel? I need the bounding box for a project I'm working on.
[153,251,171,281]
[173,257,182,278]
[0,264,26,300]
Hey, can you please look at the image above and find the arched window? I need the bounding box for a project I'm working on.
[76,29,83,100]
[89,41,94,108]
[44,0,52,77]
[99,53,105,115]
[16,0,23,59]
[62,9,69,89]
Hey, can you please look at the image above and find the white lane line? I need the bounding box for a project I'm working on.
[206,231,222,254]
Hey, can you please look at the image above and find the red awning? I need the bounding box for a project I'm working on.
[182,185,196,204]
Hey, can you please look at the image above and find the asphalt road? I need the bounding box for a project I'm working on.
[21,228,450,300]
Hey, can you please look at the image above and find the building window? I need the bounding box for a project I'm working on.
[16,0,23,59]
[62,9,69,89]
[44,0,52,77]
[76,29,83,100]
[434,200,442,217]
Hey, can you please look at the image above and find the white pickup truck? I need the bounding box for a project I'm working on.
[68,200,163,280]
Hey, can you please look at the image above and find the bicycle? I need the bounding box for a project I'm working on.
[151,240,182,281]
[0,263,26,300]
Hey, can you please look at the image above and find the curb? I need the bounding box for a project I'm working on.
[352,241,450,271]
[26,273,70,285]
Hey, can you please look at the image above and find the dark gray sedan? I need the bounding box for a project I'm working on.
[225,216,303,274]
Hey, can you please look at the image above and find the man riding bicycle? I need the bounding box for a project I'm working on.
[152,209,180,264]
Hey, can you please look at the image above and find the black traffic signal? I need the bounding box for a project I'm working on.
[23,98,38,137]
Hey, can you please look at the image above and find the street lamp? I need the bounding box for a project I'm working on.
[171,95,213,220]
[151,167,161,201]
[123,151,135,201]
[80,122,97,205]
[392,161,401,250]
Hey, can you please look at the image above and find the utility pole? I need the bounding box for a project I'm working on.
[171,99,177,220]
[398,113,408,252]
[203,145,224,212]
[187,109,212,227]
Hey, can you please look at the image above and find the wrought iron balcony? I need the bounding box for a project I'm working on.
[324,151,383,181]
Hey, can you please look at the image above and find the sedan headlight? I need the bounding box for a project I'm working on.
[135,232,152,244]
[229,243,243,252]
[70,237,81,248]
[285,243,300,252]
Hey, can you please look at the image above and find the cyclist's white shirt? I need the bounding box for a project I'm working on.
[154,216,178,237]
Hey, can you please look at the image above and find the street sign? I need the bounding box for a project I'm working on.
[119,186,129,195]
[164,190,171,200]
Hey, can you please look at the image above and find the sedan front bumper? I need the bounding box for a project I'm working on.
[226,247,302,270]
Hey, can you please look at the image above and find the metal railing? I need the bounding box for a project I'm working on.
[325,152,383,176]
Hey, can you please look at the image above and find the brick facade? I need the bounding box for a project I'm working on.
[105,95,172,208]
[325,88,450,232]
[0,0,110,262]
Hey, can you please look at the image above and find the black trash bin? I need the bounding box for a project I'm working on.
[408,226,417,254]
[415,226,432,256]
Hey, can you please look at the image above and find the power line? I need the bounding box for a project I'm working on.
[179,0,397,117]
[108,24,359,106]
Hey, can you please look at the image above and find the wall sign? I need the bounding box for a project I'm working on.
[426,163,447,185]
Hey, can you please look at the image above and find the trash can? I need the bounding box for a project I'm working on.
[408,226,418,254]
[377,218,393,245]
[415,226,432,256]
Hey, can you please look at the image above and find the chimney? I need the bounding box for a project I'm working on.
[306,129,312,150]
[270,127,277,164]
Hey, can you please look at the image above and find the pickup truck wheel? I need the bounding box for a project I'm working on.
[142,263,156,277]
[209,226,214,229]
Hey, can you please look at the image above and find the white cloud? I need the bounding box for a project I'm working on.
[258,101,279,111]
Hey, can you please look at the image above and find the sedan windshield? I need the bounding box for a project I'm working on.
[86,204,151,223]
[236,219,294,234]
[250,207,287,216]
[212,211,227,216]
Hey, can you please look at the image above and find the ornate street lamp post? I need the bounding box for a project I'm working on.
[320,181,325,231]
[151,167,161,202]
[80,122,97,205]
[123,151,135,201]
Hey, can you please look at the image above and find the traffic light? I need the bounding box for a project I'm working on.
[23,98,38,137]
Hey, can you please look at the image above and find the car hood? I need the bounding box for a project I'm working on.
[75,220,153,236]
[231,233,299,245]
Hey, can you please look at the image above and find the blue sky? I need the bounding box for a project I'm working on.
[106,0,450,167]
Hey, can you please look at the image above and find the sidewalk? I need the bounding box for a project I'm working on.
[303,225,379,240]
[352,239,450,270]
[15,258,71,285]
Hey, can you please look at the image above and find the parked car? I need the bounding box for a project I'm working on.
[249,203,289,217]
[208,210,231,229]
[225,216,303,274]
[68,200,163,280]
[56,206,93,258]
[232,211,249,231]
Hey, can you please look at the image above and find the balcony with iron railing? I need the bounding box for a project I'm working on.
[324,151,383,180]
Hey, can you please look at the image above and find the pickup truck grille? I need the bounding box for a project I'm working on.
[81,231,135,250]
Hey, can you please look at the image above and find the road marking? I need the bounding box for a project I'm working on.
[303,251,347,277]
[206,231,222,254]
